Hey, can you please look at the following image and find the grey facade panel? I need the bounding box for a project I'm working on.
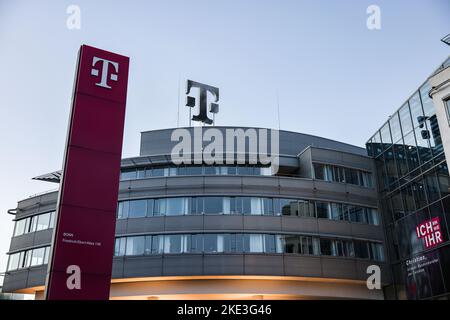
[244,255,284,276]
[33,229,53,245]
[165,216,204,232]
[317,220,353,237]
[203,215,244,230]
[321,257,357,279]
[2,270,29,293]
[283,256,322,277]
[281,217,319,233]
[125,217,165,234]
[162,255,203,276]
[202,255,244,275]
[9,233,36,252]
[123,256,163,278]
[26,266,47,288]
[243,216,282,232]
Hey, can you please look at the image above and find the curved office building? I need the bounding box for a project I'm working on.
[3,127,389,299]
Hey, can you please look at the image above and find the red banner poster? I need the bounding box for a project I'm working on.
[45,45,129,300]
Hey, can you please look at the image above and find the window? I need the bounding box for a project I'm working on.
[114,237,126,256]
[154,198,167,216]
[142,236,151,255]
[262,198,274,215]
[231,234,244,252]
[125,236,145,256]
[36,213,50,231]
[446,99,450,124]
[188,234,204,253]
[389,112,403,143]
[367,209,380,226]
[283,235,300,254]
[203,234,220,253]
[29,215,39,233]
[49,211,56,228]
[332,166,345,183]
[316,202,330,219]
[399,102,413,135]
[240,197,265,215]
[262,234,275,253]
[166,197,189,216]
[349,206,367,224]
[335,240,354,257]
[369,243,385,262]
[354,241,369,259]
[30,247,46,266]
[7,252,22,271]
[137,168,146,179]
[409,92,424,128]
[151,235,164,254]
[360,171,373,188]
[121,169,137,180]
[151,167,165,177]
[190,197,204,215]
[129,200,147,218]
[244,234,264,253]
[13,218,29,237]
[420,82,435,117]
[298,200,314,218]
[164,235,185,254]
[313,163,325,180]
[117,201,129,219]
[320,239,334,256]
[345,168,359,185]
[331,203,345,221]
[300,236,313,255]
[278,199,298,216]
[380,122,392,147]
[24,250,32,268]
[204,197,223,214]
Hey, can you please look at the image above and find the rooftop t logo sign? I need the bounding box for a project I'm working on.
[186,80,219,125]
[91,56,119,89]
[416,217,443,249]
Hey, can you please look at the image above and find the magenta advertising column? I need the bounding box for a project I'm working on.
[45,45,129,300]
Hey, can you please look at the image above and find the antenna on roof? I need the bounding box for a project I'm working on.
[177,74,181,127]
[276,91,281,130]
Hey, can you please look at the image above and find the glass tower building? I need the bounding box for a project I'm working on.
[366,57,450,300]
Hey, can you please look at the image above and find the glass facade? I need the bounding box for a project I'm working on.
[117,196,379,225]
[367,78,450,300]
[113,233,384,261]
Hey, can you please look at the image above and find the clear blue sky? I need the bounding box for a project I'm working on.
[0,0,449,279]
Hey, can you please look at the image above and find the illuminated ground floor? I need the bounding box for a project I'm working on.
[26,276,384,300]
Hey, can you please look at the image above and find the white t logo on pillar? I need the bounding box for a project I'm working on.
[66,265,81,290]
[91,56,119,89]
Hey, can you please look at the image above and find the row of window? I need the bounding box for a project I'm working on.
[117,196,380,225]
[121,165,272,180]
[7,246,50,271]
[114,233,385,262]
[313,163,373,188]
[13,211,56,237]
